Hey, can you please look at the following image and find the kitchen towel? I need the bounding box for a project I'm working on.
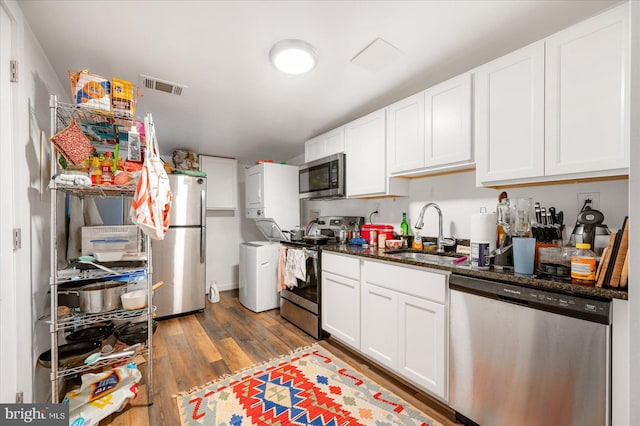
[470,209,498,252]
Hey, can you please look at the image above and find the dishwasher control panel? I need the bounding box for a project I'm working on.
[449,274,611,324]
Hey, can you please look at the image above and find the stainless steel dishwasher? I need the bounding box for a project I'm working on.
[449,274,610,426]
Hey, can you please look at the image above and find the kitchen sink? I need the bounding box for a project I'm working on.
[384,249,465,265]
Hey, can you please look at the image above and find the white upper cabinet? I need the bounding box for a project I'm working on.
[304,126,345,163]
[345,109,408,198]
[199,156,238,210]
[388,73,473,176]
[425,73,473,168]
[545,4,629,176]
[475,3,629,186]
[388,92,425,174]
[475,41,545,185]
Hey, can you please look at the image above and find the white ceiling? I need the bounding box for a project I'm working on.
[20,0,620,164]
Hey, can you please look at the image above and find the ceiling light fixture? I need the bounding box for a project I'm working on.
[269,39,317,75]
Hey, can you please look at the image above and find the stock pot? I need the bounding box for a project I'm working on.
[60,281,127,313]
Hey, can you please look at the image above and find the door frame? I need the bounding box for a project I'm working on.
[0,0,18,403]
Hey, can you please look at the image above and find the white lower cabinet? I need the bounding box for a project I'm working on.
[321,253,361,350]
[322,254,449,402]
[322,271,360,349]
[398,293,446,398]
[361,283,399,369]
[362,259,449,402]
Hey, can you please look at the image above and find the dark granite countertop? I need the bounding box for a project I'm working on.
[322,244,628,301]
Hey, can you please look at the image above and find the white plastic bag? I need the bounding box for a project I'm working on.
[130,114,172,240]
[64,364,142,426]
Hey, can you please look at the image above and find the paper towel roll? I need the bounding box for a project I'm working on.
[470,212,498,252]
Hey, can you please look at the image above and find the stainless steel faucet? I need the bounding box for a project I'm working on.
[414,202,455,252]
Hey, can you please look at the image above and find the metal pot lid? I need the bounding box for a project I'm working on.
[577,208,605,226]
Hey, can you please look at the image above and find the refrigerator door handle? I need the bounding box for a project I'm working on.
[201,189,206,263]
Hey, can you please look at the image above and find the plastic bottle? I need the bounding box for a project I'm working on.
[400,212,409,236]
[412,230,423,250]
[127,125,142,162]
[101,152,114,184]
[571,243,596,285]
[90,157,102,186]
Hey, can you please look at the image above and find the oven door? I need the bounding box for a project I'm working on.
[280,249,319,314]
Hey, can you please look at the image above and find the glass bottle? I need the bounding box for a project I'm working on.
[400,212,409,236]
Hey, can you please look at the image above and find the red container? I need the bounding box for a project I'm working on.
[361,224,394,242]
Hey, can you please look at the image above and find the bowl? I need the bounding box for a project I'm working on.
[121,290,147,310]
[94,251,124,262]
[385,239,403,250]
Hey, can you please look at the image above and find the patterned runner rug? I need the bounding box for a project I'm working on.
[176,343,443,425]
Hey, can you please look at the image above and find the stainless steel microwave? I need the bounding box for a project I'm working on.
[299,153,345,199]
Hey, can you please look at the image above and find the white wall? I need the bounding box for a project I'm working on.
[305,170,629,244]
[205,163,262,291]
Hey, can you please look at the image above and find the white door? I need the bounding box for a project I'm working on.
[398,293,447,400]
[425,73,472,167]
[321,271,360,349]
[361,283,398,369]
[0,2,17,402]
[475,41,545,184]
[545,4,629,176]
[244,166,263,208]
[388,92,425,174]
[345,109,386,197]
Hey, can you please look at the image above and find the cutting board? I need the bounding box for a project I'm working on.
[609,217,629,288]
[596,231,617,288]
[621,251,629,288]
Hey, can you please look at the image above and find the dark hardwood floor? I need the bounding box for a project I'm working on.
[100,290,458,425]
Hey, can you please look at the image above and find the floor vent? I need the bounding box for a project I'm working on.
[139,74,187,96]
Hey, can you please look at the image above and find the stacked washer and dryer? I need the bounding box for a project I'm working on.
[239,163,299,312]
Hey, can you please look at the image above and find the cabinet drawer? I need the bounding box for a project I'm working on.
[322,253,360,280]
[363,260,447,304]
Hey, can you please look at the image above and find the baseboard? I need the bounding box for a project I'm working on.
[214,283,238,292]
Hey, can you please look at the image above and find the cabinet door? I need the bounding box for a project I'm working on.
[425,73,472,167]
[321,271,360,349]
[475,41,545,184]
[323,127,345,158]
[199,156,237,210]
[245,166,263,208]
[545,4,629,176]
[304,135,324,163]
[345,109,387,197]
[398,293,447,400]
[361,283,398,369]
[388,92,425,174]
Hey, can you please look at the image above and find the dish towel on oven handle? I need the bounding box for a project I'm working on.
[280,247,309,289]
[130,113,173,240]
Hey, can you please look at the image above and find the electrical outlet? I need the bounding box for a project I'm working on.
[374,202,381,212]
[577,192,600,212]
[310,209,321,219]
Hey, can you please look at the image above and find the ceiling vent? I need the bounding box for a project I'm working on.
[139,74,187,96]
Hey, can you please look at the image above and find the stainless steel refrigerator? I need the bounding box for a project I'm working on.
[153,174,206,318]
